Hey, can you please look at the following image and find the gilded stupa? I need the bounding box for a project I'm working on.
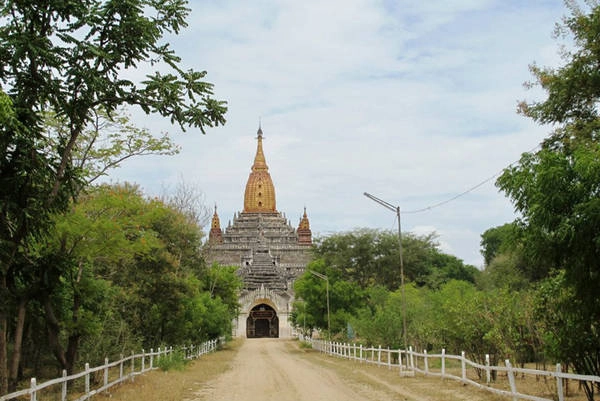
[206,126,313,338]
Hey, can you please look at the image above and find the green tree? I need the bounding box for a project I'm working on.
[0,0,226,391]
[497,4,600,397]
[351,284,428,350]
[43,107,180,185]
[30,184,239,373]
[480,223,517,267]
[292,259,364,337]
[313,229,477,290]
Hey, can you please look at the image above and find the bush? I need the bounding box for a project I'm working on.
[156,350,189,371]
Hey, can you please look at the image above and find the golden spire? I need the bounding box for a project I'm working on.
[252,126,268,172]
[209,204,223,243]
[244,126,277,213]
[297,206,312,245]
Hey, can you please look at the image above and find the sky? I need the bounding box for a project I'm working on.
[105,0,571,267]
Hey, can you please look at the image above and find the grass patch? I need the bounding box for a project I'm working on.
[155,350,189,371]
[94,339,242,401]
[298,340,313,350]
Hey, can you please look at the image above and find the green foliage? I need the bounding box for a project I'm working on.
[19,184,238,375]
[476,252,529,292]
[42,108,181,185]
[0,0,227,392]
[292,259,364,336]
[480,223,518,267]
[156,350,189,372]
[534,271,600,398]
[498,4,600,395]
[312,229,478,291]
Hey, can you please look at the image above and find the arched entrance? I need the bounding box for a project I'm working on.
[246,303,279,338]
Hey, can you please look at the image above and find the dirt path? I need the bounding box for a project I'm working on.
[185,338,500,401]
[187,338,372,401]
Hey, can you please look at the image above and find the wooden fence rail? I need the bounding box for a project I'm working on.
[302,337,600,401]
[0,338,220,401]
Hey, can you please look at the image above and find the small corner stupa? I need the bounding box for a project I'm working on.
[205,125,313,338]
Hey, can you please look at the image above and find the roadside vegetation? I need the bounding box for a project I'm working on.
[0,0,231,394]
[292,4,600,400]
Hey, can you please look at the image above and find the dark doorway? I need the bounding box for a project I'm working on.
[247,304,279,338]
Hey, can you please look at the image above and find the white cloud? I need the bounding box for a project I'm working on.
[104,0,569,267]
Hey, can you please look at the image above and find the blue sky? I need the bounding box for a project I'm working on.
[107,0,571,267]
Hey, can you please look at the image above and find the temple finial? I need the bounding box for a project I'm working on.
[257,118,263,138]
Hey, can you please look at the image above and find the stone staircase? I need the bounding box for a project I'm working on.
[241,247,288,291]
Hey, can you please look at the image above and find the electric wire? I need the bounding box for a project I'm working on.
[401,143,542,214]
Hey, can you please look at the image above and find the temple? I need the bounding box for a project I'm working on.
[206,126,313,338]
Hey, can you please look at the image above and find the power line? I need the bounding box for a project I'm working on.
[402,143,541,214]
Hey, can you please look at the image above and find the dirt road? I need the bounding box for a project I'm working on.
[186,338,499,401]
[188,338,366,401]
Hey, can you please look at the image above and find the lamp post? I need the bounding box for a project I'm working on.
[308,269,330,339]
[363,192,408,349]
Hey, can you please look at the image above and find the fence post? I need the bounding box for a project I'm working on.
[104,357,109,390]
[377,345,382,366]
[409,346,415,371]
[441,349,446,379]
[119,354,124,381]
[61,369,67,401]
[387,348,391,370]
[130,350,135,381]
[424,350,429,375]
[556,363,564,401]
[85,363,90,398]
[461,351,467,383]
[398,349,403,375]
[359,344,363,363]
[150,348,154,369]
[141,349,145,372]
[30,377,37,401]
[485,354,491,385]
[505,359,518,401]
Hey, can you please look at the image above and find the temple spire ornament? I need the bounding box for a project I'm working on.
[209,204,223,243]
[297,206,312,245]
[243,125,277,213]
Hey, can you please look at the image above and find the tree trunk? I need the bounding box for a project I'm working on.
[44,297,69,372]
[7,297,26,392]
[0,275,8,395]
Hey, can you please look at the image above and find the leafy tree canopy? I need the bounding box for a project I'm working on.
[497,3,600,394]
[312,228,478,290]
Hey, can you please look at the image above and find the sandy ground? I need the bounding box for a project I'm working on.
[187,338,370,401]
[184,338,501,401]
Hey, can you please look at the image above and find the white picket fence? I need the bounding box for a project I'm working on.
[0,338,220,401]
[303,337,600,401]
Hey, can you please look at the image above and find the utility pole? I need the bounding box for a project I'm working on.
[363,192,407,349]
[308,270,330,339]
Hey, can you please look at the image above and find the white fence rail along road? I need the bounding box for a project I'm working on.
[302,337,600,401]
[0,338,219,401]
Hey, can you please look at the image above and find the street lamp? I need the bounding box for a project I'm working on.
[308,269,330,339]
[363,192,408,349]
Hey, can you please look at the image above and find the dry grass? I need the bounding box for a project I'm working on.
[93,340,242,401]
[90,340,590,401]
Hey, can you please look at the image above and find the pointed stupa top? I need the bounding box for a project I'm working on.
[244,125,277,213]
[297,206,312,245]
[252,125,268,172]
[298,206,310,230]
[211,204,221,229]
[209,204,223,243]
